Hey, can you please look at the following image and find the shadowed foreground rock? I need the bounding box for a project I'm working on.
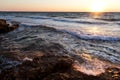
[0,19,19,34]
[0,55,120,80]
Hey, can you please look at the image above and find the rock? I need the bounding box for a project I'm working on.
[0,19,9,33]
[100,67,120,80]
[0,56,74,80]
[0,19,6,24]
[0,19,19,34]
[43,73,69,80]
[0,55,120,80]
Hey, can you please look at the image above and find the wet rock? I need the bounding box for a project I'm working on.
[0,19,7,25]
[0,55,120,80]
[0,56,74,80]
[21,39,68,56]
[0,54,18,72]
[100,67,120,80]
[0,24,120,80]
[0,19,9,33]
[0,19,19,34]
[43,73,69,80]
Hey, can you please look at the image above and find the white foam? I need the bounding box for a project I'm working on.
[1,15,120,41]
[23,57,33,61]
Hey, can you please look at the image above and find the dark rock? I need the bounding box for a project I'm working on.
[0,19,19,34]
[43,73,69,80]
[0,55,120,80]
[0,19,9,33]
[0,56,74,80]
[21,40,68,56]
[100,67,120,80]
[0,19,6,24]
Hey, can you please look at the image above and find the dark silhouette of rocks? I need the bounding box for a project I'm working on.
[0,55,120,80]
[0,19,19,34]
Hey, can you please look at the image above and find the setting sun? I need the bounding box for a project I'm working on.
[90,0,106,12]
[0,0,120,12]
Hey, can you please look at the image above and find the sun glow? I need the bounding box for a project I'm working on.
[87,26,101,35]
[90,0,106,12]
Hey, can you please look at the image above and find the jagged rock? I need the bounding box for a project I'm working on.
[0,19,9,33]
[0,19,19,34]
[100,67,120,80]
[0,56,74,80]
[0,55,120,80]
[0,19,7,24]
[43,73,70,80]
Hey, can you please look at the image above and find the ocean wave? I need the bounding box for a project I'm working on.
[52,18,107,25]
[18,23,120,42]
[28,16,51,19]
[62,30,120,41]
[0,15,119,42]
[15,16,51,20]
[15,15,108,25]
[1,23,120,68]
[96,18,120,21]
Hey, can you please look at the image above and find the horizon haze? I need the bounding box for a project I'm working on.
[0,0,120,12]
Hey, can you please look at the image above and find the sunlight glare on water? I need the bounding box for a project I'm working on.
[73,53,108,76]
[87,26,101,36]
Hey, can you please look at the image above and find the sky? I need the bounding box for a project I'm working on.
[0,0,120,12]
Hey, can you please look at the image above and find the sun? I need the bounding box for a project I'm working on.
[90,0,106,12]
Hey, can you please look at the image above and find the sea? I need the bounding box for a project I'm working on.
[0,12,120,75]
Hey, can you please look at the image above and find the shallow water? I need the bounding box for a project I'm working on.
[0,12,120,75]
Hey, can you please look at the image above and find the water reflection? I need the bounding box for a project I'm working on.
[73,53,107,76]
[83,26,103,36]
[88,26,100,35]
[90,12,103,19]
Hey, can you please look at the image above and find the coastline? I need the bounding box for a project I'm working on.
[0,19,120,79]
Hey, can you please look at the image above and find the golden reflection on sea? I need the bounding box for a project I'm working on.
[83,26,105,36]
[88,26,100,35]
[90,12,103,19]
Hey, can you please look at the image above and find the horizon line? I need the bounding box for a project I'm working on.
[0,11,120,13]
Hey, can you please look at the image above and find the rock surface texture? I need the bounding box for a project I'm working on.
[0,19,19,34]
[0,56,120,80]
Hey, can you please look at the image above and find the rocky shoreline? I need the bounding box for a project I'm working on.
[0,19,120,80]
[0,55,120,80]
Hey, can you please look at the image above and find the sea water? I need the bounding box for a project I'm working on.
[0,12,120,74]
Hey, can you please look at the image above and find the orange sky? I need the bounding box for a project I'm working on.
[0,0,120,12]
